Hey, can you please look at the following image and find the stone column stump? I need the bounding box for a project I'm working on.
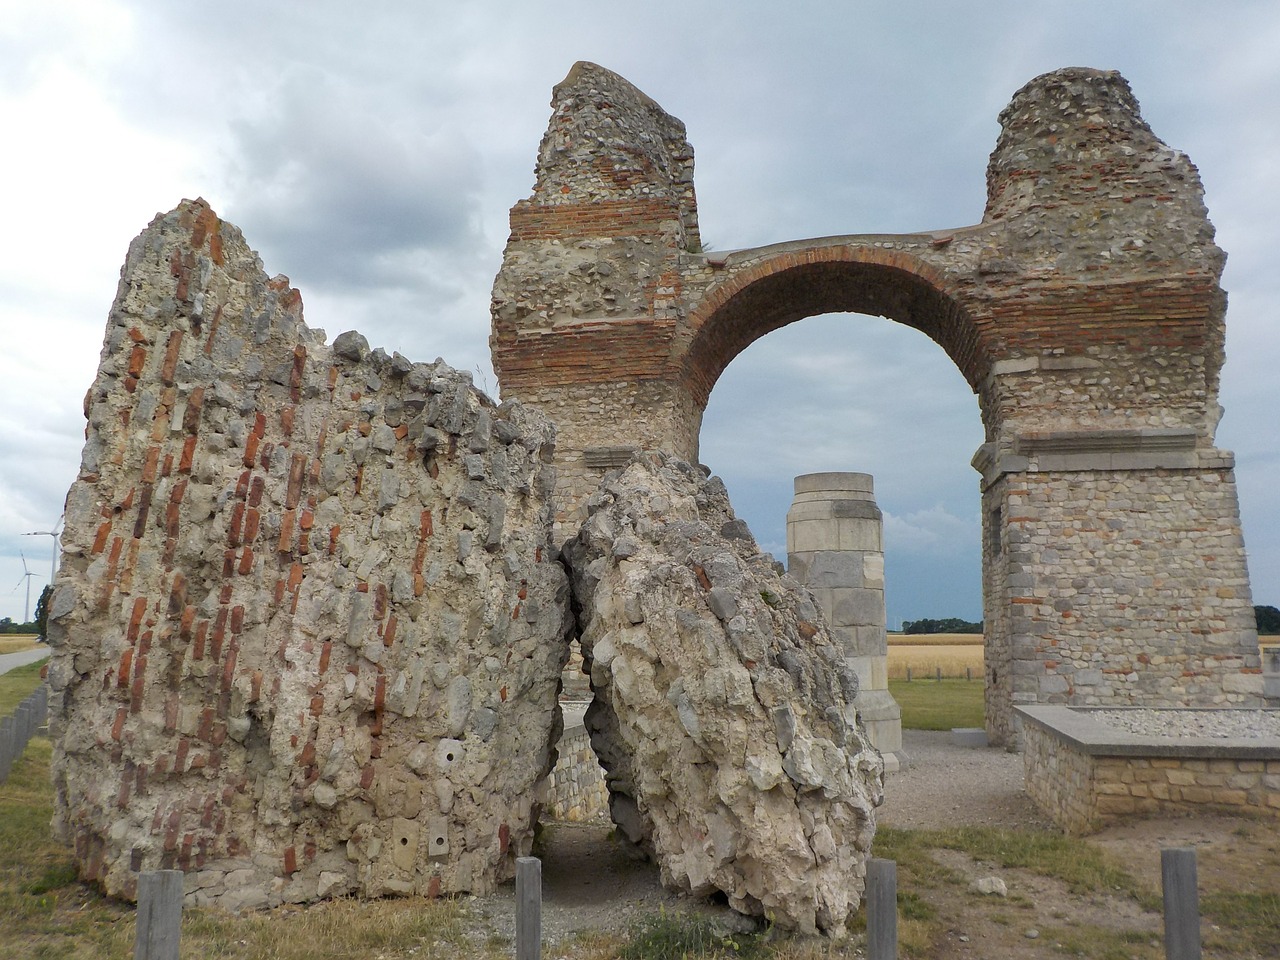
[786,473,905,770]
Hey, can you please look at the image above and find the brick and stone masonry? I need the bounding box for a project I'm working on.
[41,59,1270,928]
[46,200,885,932]
[46,201,574,910]
[491,62,1264,744]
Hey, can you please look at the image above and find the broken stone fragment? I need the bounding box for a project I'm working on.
[564,452,884,935]
[47,198,572,911]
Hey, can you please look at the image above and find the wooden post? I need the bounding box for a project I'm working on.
[17,703,32,745]
[1161,847,1201,960]
[134,869,184,960]
[905,667,912,682]
[867,857,897,960]
[515,856,541,960]
[966,666,972,681]
[935,666,941,682]
[0,716,13,783]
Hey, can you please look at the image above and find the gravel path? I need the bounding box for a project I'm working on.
[460,727,1052,951]
[878,728,1053,831]
[0,646,50,677]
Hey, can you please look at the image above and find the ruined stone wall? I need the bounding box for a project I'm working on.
[507,381,702,537]
[542,718,608,822]
[491,64,1262,743]
[1019,708,1280,834]
[47,200,572,909]
[49,199,884,933]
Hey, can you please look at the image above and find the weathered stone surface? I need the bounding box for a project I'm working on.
[47,199,572,909]
[492,63,1263,746]
[565,453,883,934]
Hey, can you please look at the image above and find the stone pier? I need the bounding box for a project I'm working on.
[786,473,905,770]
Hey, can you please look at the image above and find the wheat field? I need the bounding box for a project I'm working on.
[0,636,40,656]
[887,634,984,680]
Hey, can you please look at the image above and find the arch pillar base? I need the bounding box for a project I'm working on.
[977,440,1263,747]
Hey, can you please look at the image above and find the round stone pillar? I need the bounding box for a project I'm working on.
[786,473,905,769]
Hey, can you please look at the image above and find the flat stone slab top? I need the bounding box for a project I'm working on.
[1017,706,1280,759]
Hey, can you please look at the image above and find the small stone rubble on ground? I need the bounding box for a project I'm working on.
[1088,708,1280,740]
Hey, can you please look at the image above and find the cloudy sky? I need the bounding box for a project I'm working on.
[1,1,1276,630]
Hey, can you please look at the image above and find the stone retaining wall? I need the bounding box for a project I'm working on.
[1018,705,1280,834]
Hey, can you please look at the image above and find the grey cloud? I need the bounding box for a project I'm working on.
[222,70,485,289]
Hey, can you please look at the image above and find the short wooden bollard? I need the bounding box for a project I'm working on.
[515,856,541,960]
[0,716,14,783]
[1161,847,1201,960]
[134,869,183,960]
[867,857,897,960]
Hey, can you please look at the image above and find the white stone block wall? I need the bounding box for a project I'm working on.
[786,473,903,765]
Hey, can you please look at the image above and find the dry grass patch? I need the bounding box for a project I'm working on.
[888,633,983,646]
[0,636,42,655]
[887,644,983,680]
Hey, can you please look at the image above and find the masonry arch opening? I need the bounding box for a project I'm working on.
[700,307,985,748]
[682,251,995,750]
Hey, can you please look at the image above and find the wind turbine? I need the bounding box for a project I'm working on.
[23,513,64,589]
[11,552,35,623]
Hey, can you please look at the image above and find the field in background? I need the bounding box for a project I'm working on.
[887,634,983,681]
[0,636,41,656]
[888,678,984,730]
[887,633,982,646]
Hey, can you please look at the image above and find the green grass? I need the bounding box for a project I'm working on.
[0,738,137,959]
[925,826,1142,897]
[618,910,767,959]
[1202,890,1280,956]
[1040,926,1161,960]
[0,661,47,717]
[888,678,983,731]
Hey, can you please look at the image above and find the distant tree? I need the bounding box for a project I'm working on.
[1257,605,1280,636]
[0,617,12,634]
[901,617,983,635]
[34,585,52,640]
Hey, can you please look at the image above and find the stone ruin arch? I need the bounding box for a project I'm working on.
[492,61,1264,743]
[42,60,1265,933]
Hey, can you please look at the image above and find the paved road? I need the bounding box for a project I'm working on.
[0,646,51,677]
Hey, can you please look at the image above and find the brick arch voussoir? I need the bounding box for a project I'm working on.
[682,244,989,411]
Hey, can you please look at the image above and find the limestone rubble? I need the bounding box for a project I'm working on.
[565,453,884,934]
